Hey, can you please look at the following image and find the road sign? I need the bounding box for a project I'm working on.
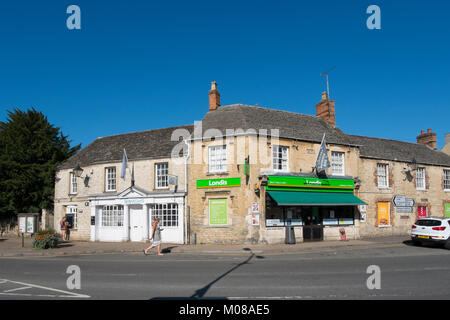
[393,195,415,208]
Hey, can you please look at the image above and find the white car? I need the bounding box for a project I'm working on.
[411,217,450,249]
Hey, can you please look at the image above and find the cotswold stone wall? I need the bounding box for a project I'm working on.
[54,157,186,240]
[187,136,360,244]
[356,158,450,237]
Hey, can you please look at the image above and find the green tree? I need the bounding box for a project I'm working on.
[0,108,80,220]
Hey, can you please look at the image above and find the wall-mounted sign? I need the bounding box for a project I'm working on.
[418,206,428,219]
[209,199,228,225]
[359,205,367,222]
[445,203,450,218]
[396,206,413,213]
[251,213,260,226]
[267,176,354,193]
[124,199,145,205]
[197,178,241,189]
[251,201,259,214]
[393,195,415,208]
[377,202,390,227]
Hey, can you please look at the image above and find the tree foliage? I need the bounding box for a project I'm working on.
[0,108,80,218]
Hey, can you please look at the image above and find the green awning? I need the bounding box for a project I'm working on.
[267,191,367,206]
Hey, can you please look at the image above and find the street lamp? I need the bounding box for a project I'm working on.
[73,164,90,187]
[73,164,84,178]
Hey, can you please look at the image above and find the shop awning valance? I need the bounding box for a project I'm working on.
[267,191,367,206]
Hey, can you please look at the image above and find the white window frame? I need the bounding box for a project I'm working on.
[150,203,179,228]
[444,169,450,191]
[69,172,77,194]
[331,151,345,176]
[273,145,289,172]
[66,205,78,229]
[105,167,116,192]
[155,162,169,189]
[101,205,124,227]
[416,167,426,190]
[377,163,389,189]
[208,145,227,173]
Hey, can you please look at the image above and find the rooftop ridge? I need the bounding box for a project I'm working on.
[96,124,194,140]
[219,104,322,120]
[347,133,427,147]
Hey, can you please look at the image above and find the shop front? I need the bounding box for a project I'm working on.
[264,175,366,242]
[89,186,185,243]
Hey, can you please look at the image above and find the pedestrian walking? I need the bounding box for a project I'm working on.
[144,217,164,256]
[59,217,67,241]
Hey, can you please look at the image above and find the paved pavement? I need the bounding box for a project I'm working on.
[0,233,411,257]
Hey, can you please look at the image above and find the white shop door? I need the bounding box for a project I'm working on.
[129,205,145,241]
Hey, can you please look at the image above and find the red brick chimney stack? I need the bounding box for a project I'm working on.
[316,92,336,126]
[209,81,220,111]
[417,128,437,150]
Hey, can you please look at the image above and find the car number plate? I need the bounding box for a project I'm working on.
[418,235,429,239]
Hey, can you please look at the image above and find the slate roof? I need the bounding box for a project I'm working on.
[59,104,450,170]
[200,104,356,146]
[58,124,193,170]
[346,134,450,167]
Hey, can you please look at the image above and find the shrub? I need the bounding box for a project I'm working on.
[32,230,61,249]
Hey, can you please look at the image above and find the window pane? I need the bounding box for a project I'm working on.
[444,170,450,190]
[150,203,178,227]
[273,145,289,171]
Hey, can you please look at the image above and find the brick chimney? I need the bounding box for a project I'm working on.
[416,128,437,150]
[316,92,336,126]
[209,81,220,111]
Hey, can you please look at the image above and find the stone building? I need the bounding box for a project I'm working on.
[54,125,192,243]
[54,82,450,244]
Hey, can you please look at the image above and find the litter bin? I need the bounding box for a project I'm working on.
[285,226,296,244]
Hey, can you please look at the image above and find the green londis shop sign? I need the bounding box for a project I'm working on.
[267,176,354,192]
[196,177,241,189]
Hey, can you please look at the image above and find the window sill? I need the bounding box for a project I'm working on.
[377,187,391,190]
[416,188,427,192]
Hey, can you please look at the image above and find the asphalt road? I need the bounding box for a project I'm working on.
[1,241,450,300]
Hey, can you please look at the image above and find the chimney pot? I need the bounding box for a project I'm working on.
[417,128,437,150]
[316,92,335,126]
[209,81,220,111]
[445,133,450,145]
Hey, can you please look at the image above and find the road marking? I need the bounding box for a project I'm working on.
[0,279,90,298]
[3,286,32,293]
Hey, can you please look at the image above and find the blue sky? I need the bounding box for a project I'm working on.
[0,0,449,149]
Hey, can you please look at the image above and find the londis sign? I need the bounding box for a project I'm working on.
[267,176,354,193]
[196,177,241,189]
